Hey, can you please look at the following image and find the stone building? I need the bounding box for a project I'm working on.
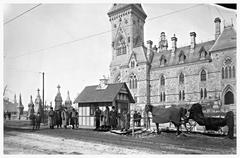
[107,4,236,114]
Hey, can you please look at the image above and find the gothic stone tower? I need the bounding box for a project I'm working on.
[108,4,152,111]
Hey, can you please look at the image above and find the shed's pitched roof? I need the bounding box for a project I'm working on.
[74,83,135,104]
[209,26,236,52]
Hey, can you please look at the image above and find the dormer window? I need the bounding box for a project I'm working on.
[160,55,167,67]
[199,47,207,60]
[130,60,135,68]
[179,51,186,64]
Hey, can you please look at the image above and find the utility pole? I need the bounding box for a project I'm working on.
[42,72,45,123]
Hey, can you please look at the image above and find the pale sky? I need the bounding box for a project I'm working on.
[3,2,236,109]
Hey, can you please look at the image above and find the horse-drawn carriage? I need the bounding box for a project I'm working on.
[145,101,234,139]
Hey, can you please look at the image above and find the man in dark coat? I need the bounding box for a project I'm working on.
[109,106,118,130]
[95,106,101,130]
[35,112,41,130]
[48,107,55,129]
[70,108,77,129]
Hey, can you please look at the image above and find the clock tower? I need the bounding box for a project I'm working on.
[107,4,147,60]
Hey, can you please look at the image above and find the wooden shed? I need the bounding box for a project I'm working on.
[74,82,135,128]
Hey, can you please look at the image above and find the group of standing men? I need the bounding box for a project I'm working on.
[48,107,79,129]
[95,106,130,132]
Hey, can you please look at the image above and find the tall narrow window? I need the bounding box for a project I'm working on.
[229,66,232,78]
[130,74,137,89]
[225,67,228,78]
[160,93,162,102]
[163,92,166,102]
[222,67,224,79]
[160,75,165,86]
[200,89,203,99]
[179,91,181,101]
[204,88,207,99]
[182,90,185,100]
[179,73,184,84]
[200,70,206,81]
[233,66,235,78]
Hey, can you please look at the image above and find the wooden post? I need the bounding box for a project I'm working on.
[132,113,134,137]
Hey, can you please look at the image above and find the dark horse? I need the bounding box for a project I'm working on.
[188,103,234,139]
[145,104,188,135]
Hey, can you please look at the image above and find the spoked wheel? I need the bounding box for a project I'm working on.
[184,119,197,132]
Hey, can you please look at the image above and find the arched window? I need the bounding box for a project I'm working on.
[229,66,232,78]
[160,55,167,66]
[224,91,234,105]
[179,91,181,101]
[225,67,228,78]
[200,70,206,81]
[204,88,207,99]
[233,66,235,78]
[179,73,184,84]
[160,75,165,86]
[200,89,203,99]
[222,67,224,79]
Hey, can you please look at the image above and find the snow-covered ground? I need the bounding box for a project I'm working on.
[4,131,159,154]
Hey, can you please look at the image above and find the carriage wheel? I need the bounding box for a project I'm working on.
[185,120,197,132]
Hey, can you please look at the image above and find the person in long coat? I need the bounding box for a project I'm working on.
[95,107,101,130]
[48,107,55,129]
[61,108,68,129]
[103,106,110,129]
[109,106,118,130]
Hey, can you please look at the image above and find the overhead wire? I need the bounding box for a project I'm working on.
[5,4,203,60]
[4,3,42,25]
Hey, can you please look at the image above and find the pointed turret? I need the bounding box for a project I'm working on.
[65,91,72,109]
[27,95,34,118]
[55,85,63,110]
[17,93,24,119]
[35,88,43,116]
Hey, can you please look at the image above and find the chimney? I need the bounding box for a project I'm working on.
[153,45,157,52]
[214,17,221,40]
[190,32,196,51]
[146,40,153,49]
[171,34,177,54]
[160,32,166,41]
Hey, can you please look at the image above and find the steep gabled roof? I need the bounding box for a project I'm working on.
[209,26,236,52]
[74,83,135,104]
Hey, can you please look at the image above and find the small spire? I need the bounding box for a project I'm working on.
[57,84,61,93]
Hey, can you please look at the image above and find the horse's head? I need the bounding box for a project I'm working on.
[145,104,153,113]
[188,103,205,125]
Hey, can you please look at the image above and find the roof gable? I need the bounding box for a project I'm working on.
[210,26,236,52]
[74,83,135,104]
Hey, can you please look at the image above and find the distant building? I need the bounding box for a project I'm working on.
[3,95,17,116]
[107,4,236,114]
